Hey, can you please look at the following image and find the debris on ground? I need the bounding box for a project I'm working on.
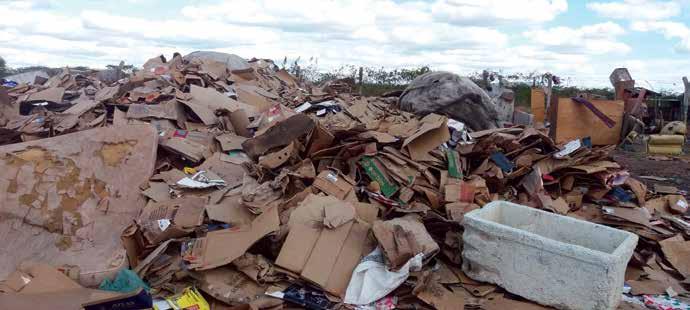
[1,52,689,310]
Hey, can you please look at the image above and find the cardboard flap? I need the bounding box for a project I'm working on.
[402,114,450,161]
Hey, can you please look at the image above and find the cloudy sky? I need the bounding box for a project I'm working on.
[2,0,690,92]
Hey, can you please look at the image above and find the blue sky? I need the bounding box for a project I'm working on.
[2,0,690,92]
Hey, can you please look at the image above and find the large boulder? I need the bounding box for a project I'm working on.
[183,51,251,72]
[399,71,500,131]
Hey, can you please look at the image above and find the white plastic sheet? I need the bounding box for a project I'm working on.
[344,248,423,305]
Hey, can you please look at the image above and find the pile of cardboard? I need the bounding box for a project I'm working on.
[1,52,690,309]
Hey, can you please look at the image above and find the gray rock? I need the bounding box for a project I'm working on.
[399,71,499,131]
[183,51,251,72]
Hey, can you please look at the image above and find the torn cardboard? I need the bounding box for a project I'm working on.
[185,206,279,270]
[402,114,450,161]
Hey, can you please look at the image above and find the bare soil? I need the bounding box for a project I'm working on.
[612,149,690,193]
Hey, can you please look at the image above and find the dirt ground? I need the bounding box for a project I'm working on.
[612,149,690,193]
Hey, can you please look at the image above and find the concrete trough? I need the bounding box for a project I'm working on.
[462,201,638,310]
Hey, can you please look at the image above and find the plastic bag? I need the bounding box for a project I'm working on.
[344,247,423,305]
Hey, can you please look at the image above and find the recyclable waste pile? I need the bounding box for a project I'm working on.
[0,52,689,310]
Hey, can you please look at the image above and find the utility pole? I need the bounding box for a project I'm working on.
[681,76,690,126]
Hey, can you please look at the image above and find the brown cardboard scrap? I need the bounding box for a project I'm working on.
[0,126,157,280]
[275,69,298,87]
[654,184,680,195]
[570,161,620,174]
[402,114,450,161]
[481,292,553,310]
[373,215,439,268]
[206,190,257,226]
[186,206,279,270]
[216,133,247,151]
[137,197,205,244]
[241,176,283,214]
[358,131,398,143]
[549,197,570,215]
[602,206,652,227]
[659,237,690,278]
[564,191,584,210]
[286,194,355,228]
[259,142,297,169]
[629,279,685,295]
[235,83,276,112]
[198,152,246,187]
[253,104,296,134]
[625,178,647,205]
[141,181,171,202]
[229,109,252,137]
[436,261,461,284]
[444,182,476,203]
[242,113,315,159]
[313,170,355,200]
[645,197,668,214]
[354,202,379,224]
[414,280,465,310]
[121,224,141,268]
[179,99,217,125]
[666,195,689,214]
[446,202,480,222]
[275,224,320,274]
[189,84,251,113]
[278,220,371,297]
[0,289,122,310]
[372,220,421,269]
[126,100,185,126]
[159,129,213,163]
[323,200,356,229]
[306,123,335,156]
[25,87,65,103]
[113,107,128,126]
[1,263,82,294]
[191,266,266,305]
[151,169,188,186]
[95,86,120,102]
[199,60,228,81]
[63,97,98,116]
[232,252,287,284]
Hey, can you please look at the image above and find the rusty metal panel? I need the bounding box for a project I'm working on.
[0,125,157,282]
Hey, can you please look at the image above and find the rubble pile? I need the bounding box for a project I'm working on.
[0,52,689,310]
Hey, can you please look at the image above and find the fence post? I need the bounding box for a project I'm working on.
[358,67,363,95]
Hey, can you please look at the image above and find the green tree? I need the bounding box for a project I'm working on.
[0,56,7,77]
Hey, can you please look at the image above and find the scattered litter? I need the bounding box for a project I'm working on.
[0,52,688,310]
[176,170,226,188]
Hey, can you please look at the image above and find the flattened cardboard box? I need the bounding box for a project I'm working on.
[276,221,371,297]
[0,126,157,281]
[313,170,355,200]
[275,194,373,296]
[360,156,399,198]
[242,113,315,159]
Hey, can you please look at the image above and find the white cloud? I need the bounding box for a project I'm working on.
[432,0,568,25]
[632,21,690,52]
[0,0,688,92]
[523,22,631,55]
[587,0,681,20]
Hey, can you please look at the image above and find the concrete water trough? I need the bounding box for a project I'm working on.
[462,201,638,310]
